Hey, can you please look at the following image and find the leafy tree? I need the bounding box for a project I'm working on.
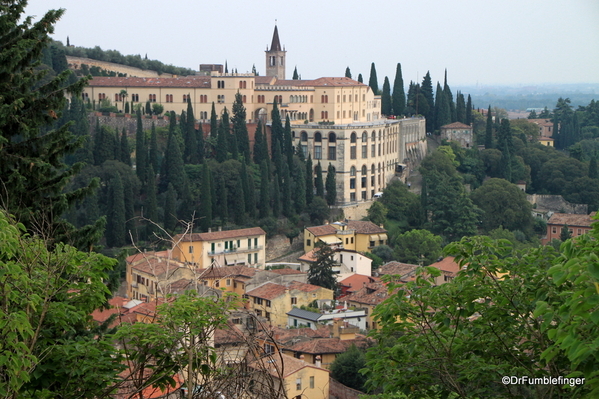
[392,63,406,117]
[380,181,422,230]
[560,224,572,241]
[325,163,336,206]
[307,242,337,291]
[330,345,368,392]
[345,66,352,79]
[152,103,164,116]
[367,200,387,226]
[381,76,392,116]
[367,236,578,398]
[392,229,442,265]
[310,196,329,225]
[589,155,598,179]
[368,62,379,95]
[0,211,118,398]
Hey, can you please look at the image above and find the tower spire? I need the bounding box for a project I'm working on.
[265,24,286,79]
[269,25,282,52]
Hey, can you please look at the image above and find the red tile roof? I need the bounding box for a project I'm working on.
[89,76,211,88]
[441,122,472,129]
[174,227,266,242]
[347,220,387,234]
[339,274,377,291]
[268,268,305,276]
[429,256,460,275]
[344,282,389,306]
[287,281,322,293]
[547,212,597,227]
[246,282,288,300]
[378,261,419,278]
[305,224,338,237]
[196,265,259,279]
[252,353,328,378]
[285,336,370,354]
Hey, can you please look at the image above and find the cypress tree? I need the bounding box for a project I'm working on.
[368,62,379,95]
[305,154,314,206]
[216,107,229,162]
[292,66,299,80]
[315,161,324,198]
[217,175,228,222]
[284,115,293,165]
[233,177,246,225]
[197,122,205,164]
[135,110,147,184]
[123,182,135,243]
[240,162,250,215]
[485,105,494,149]
[466,95,473,125]
[246,166,257,219]
[164,183,178,232]
[198,164,213,231]
[392,63,406,116]
[124,101,130,114]
[94,125,113,165]
[149,122,159,172]
[345,67,352,79]
[210,102,218,138]
[120,128,131,166]
[294,160,306,214]
[272,177,281,218]
[253,119,265,164]
[497,118,514,155]
[145,165,158,240]
[435,83,450,131]
[230,129,239,160]
[271,99,284,163]
[421,72,435,133]
[282,162,293,217]
[232,92,251,163]
[325,163,336,206]
[259,161,270,219]
[145,100,152,115]
[357,73,363,83]
[163,116,188,197]
[113,128,120,161]
[184,96,199,164]
[443,70,456,122]
[381,77,392,116]
[456,92,466,123]
[106,173,126,247]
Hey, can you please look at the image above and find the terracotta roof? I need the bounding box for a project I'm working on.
[246,282,287,300]
[547,212,597,227]
[308,77,365,87]
[378,261,419,278]
[344,282,389,306]
[429,256,460,275]
[441,122,472,129]
[253,353,328,378]
[347,220,387,234]
[89,76,211,88]
[215,321,245,346]
[305,224,338,237]
[268,268,305,276]
[298,249,317,263]
[286,336,369,354]
[174,227,266,242]
[196,265,259,279]
[287,280,323,293]
[91,296,129,324]
[339,274,377,291]
[129,257,186,277]
[268,326,331,344]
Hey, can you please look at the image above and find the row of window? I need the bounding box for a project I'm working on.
[297,130,390,143]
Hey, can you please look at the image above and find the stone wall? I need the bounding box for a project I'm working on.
[329,378,363,399]
[338,200,373,222]
[67,56,173,78]
[89,113,171,137]
[266,232,304,261]
[527,194,588,215]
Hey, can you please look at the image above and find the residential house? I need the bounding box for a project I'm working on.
[529,118,554,138]
[298,247,372,279]
[428,256,461,285]
[376,261,419,281]
[343,282,389,330]
[172,227,266,269]
[245,281,334,327]
[440,122,473,148]
[304,220,387,254]
[338,274,378,298]
[287,307,367,331]
[543,212,597,244]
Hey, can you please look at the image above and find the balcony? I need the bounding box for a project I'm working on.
[208,245,263,256]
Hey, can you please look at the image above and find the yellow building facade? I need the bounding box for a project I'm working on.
[304,220,388,254]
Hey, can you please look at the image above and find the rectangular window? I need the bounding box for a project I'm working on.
[350,178,356,189]
[328,146,336,160]
[314,146,322,160]
[188,246,193,253]
[350,146,356,159]
[211,242,215,252]
[226,279,231,286]
[362,191,367,200]
[248,254,252,264]
[350,192,356,201]
[369,241,375,247]
[254,237,258,246]
[361,177,367,188]
[552,227,557,234]
[351,237,354,244]
[296,379,301,390]
[307,239,311,246]
[291,297,297,305]
[310,376,315,389]
[266,300,271,307]
[362,145,367,158]
[254,253,258,263]
[371,144,375,157]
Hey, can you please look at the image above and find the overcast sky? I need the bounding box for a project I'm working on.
[25,0,599,88]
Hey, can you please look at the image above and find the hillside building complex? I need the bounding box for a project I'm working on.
[81,26,427,204]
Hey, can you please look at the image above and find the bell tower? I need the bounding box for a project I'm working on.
[265,25,286,79]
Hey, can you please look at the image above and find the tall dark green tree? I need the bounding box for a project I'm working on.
[198,164,212,231]
[106,173,126,247]
[94,125,115,165]
[485,105,494,149]
[259,161,270,219]
[232,177,246,225]
[184,95,199,164]
[345,67,352,79]
[443,69,456,122]
[197,122,205,164]
[292,66,299,80]
[149,122,159,172]
[325,163,336,206]
[305,154,314,206]
[589,155,598,179]
[145,165,158,240]
[368,62,379,95]
[293,159,306,214]
[421,72,435,133]
[434,83,450,131]
[456,92,466,123]
[123,181,135,243]
[232,92,250,163]
[135,110,147,184]
[246,165,257,219]
[272,177,281,218]
[465,94,473,126]
[315,161,325,198]
[357,73,363,83]
[216,108,229,162]
[307,242,337,291]
[284,115,294,165]
[120,128,131,166]
[381,77,392,116]
[163,182,178,232]
[392,63,406,117]
[253,119,266,165]
[210,102,218,138]
[271,99,284,164]
[162,113,187,197]
[281,162,293,217]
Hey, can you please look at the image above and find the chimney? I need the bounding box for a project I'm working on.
[315,355,322,368]
[218,226,222,232]
[299,355,305,361]
[332,318,342,338]
[208,228,211,233]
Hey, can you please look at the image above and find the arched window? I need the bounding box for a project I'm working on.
[350,132,357,143]
[371,131,376,141]
[350,166,356,176]
[328,132,336,143]
[314,132,322,142]
[328,132,336,160]
[362,132,368,142]
[361,165,367,175]
[301,131,308,141]
[371,164,376,174]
